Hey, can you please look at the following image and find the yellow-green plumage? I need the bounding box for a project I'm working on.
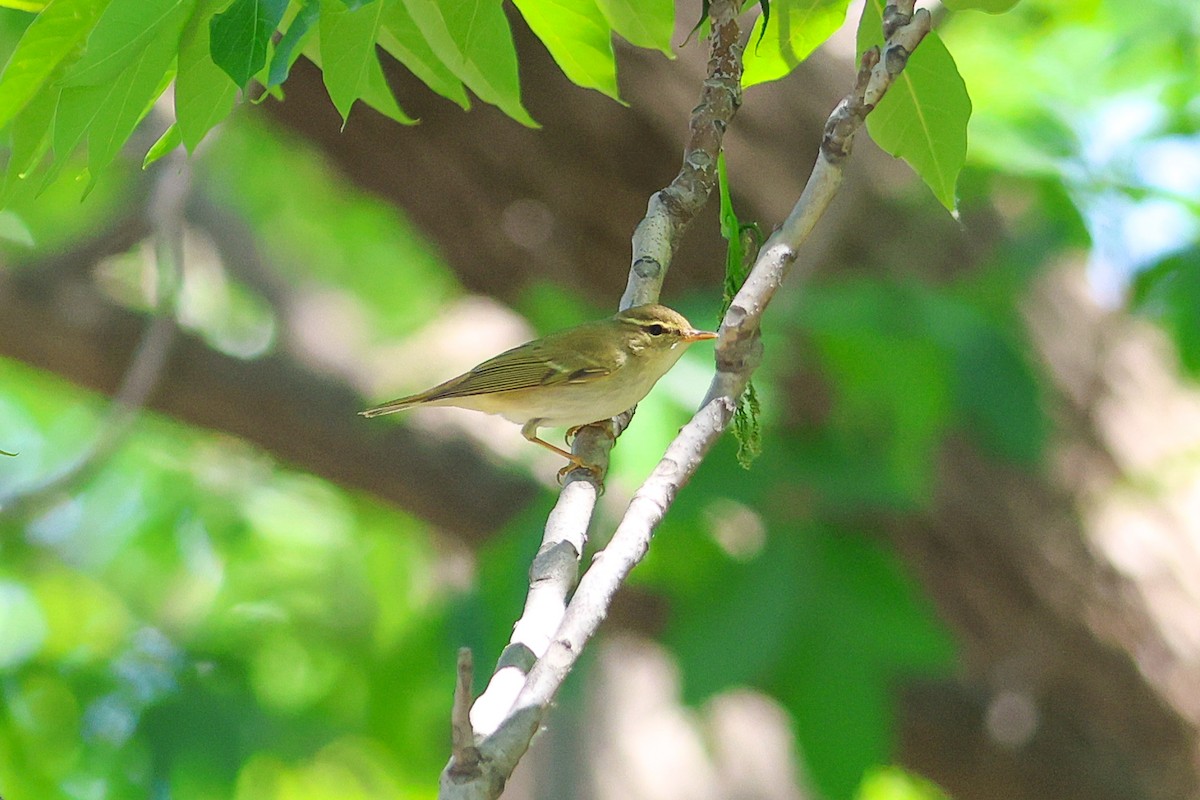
[360,304,717,470]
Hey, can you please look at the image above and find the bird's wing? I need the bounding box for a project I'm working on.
[425,335,616,400]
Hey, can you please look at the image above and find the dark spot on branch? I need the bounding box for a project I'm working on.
[882,3,912,38]
[633,256,662,279]
[885,44,912,75]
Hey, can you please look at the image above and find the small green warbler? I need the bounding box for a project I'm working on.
[360,304,717,473]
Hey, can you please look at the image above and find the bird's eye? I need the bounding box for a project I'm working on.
[647,324,665,336]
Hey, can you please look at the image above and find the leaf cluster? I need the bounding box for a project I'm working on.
[0,0,683,198]
[0,0,990,213]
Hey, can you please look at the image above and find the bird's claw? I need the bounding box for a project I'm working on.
[556,460,603,487]
[564,425,586,446]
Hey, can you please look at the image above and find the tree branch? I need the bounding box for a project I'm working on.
[467,477,597,738]
[437,2,934,797]
[439,1,746,796]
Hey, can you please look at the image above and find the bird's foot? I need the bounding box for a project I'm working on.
[556,458,603,488]
[564,425,587,445]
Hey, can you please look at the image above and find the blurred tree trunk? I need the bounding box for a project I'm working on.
[894,266,1200,800]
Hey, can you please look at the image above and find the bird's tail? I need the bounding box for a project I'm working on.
[359,396,421,418]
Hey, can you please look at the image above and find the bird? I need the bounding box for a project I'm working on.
[360,304,717,474]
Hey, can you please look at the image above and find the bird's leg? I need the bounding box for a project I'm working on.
[565,419,616,445]
[521,421,596,481]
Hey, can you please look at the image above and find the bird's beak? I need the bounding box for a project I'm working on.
[684,329,718,342]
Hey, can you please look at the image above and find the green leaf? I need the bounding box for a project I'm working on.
[717,151,759,306]
[317,0,412,124]
[85,18,184,178]
[716,153,764,468]
[742,0,850,88]
[59,0,186,86]
[377,0,466,108]
[0,209,35,246]
[52,0,189,184]
[2,85,58,201]
[511,0,619,101]
[209,0,289,88]
[783,528,953,799]
[593,0,672,54]
[781,647,890,800]
[400,0,535,126]
[0,0,109,130]
[267,0,319,90]
[941,0,1021,12]
[668,531,806,699]
[857,0,971,211]
[176,0,240,151]
[142,121,181,167]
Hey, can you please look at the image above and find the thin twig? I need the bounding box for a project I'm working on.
[449,649,482,777]
[436,4,934,797]
[619,1,744,310]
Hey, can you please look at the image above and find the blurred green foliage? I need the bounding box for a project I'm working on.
[0,358,456,799]
[196,117,459,341]
[857,766,950,800]
[0,0,1198,798]
[1132,249,1200,376]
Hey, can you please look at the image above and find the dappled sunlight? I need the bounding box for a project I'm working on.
[585,637,805,800]
[0,581,45,667]
[704,498,767,561]
[93,229,277,360]
[361,295,532,401]
[233,738,408,800]
[250,632,345,713]
[1028,263,1200,726]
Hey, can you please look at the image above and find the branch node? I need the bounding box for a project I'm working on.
[529,538,583,583]
[632,255,664,280]
[884,43,912,75]
[882,2,913,38]
[495,643,538,672]
[859,47,881,85]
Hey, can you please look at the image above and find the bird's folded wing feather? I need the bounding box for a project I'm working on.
[424,340,614,399]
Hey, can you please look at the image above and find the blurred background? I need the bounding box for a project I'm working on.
[2,0,1200,798]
